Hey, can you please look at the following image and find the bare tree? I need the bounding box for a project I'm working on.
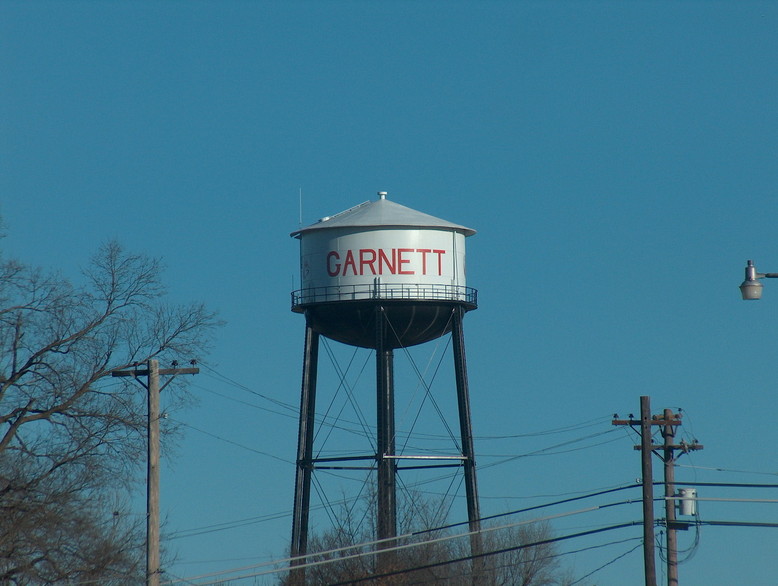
[281,489,576,586]
[480,521,574,586]
[0,241,219,584]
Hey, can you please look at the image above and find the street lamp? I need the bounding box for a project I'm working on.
[739,260,778,300]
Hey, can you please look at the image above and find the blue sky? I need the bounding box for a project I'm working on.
[2,1,778,584]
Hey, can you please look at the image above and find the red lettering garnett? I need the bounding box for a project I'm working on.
[327,248,446,277]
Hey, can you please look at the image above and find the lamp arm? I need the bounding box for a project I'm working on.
[743,260,778,281]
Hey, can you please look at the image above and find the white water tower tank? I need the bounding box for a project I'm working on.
[290,192,477,348]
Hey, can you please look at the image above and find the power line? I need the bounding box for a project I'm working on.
[169,472,778,581]
[569,539,644,585]
[696,520,778,528]
[168,509,642,585]
[168,509,294,541]
[475,415,614,440]
[168,417,293,465]
[677,463,778,477]
[194,381,381,443]
[200,363,298,414]
[418,483,642,536]
[165,493,644,583]
[199,364,619,446]
[166,479,644,546]
[479,481,639,501]
[168,419,776,545]
[478,428,621,470]
[169,491,379,542]
[193,383,298,421]
[327,521,642,586]
[673,496,778,504]
[162,475,766,548]
[673,481,778,488]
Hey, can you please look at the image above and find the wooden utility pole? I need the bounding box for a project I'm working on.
[661,408,703,586]
[146,360,161,586]
[663,408,679,586]
[639,396,657,586]
[613,399,703,586]
[112,359,199,586]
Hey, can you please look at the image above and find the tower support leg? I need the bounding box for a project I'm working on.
[375,306,397,573]
[290,322,319,583]
[451,306,486,583]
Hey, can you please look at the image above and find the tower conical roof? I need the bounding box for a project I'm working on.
[291,195,476,237]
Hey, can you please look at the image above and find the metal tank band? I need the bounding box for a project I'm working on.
[291,283,477,349]
[291,282,478,306]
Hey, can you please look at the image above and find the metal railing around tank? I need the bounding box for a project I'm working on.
[291,283,477,310]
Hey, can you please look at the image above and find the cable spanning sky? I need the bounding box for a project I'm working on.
[3,2,778,585]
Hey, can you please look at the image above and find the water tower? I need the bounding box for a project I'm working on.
[289,192,482,576]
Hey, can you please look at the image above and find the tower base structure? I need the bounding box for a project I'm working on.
[289,302,483,583]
